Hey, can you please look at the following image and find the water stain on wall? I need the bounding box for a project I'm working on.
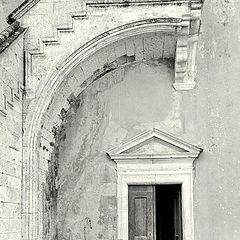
[44,60,182,240]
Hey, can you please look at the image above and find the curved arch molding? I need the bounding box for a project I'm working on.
[22,1,204,239]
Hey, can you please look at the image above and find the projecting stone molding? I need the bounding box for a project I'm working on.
[86,0,204,90]
[107,128,203,162]
[6,1,205,239]
[107,128,203,240]
[11,0,204,93]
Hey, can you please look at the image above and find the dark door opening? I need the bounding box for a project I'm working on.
[128,185,182,240]
[156,185,182,240]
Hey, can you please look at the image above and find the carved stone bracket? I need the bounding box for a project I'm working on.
[87,1,204,90]
[173,1,204,90]
[174,33,199,90]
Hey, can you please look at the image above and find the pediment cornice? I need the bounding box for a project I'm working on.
[7,0,205,91]
[87,0,204,6]
[107,128,203,161]
[7,0,204,23]
[7,0,41,24]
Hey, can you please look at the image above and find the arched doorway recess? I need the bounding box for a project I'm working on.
[22,15,203,240]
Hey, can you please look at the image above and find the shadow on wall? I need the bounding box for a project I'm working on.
[43,59,182,240]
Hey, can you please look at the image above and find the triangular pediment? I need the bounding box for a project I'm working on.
[107,128,202,160]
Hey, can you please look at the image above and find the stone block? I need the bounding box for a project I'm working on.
[106,45,117,64]
[6,115,22,137]
[2,81,12,101]
[67,74,82,96]
[9,148,22,166]
[0,174,21,190]
[0,232,21,240]
[153,33,165,59]
[94,48,109,70]
[29,2,54,15]
[41,127,54,144]
[143,35,156,60]
[0,219,21,233]
[163,35,176,59]
[6,175,21,189]
[0,186,7,201]
[0,174,8,186]
[0,202,21,219]
[40,137,52,160]
[81,55,101,80]
[125,38,135,57]
[39,157,49,172]
[73,66,85,84]
[114,41,126,59]
[38,169,47,184]
[6,187,21,203]
[0,37,24,85]
[9,133,20,151]
[134,36,144,61]
[0,161,21,179]
[47,96,66,121]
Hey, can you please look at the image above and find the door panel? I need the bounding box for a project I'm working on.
[129,186,154,240]
[134,198,147,236]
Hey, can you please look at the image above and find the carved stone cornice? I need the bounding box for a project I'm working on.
[87,0,204,7]
[7,0,204,91]
[87,0,204,90]
[107,128,202,162]
[107,128,202,240]
[7,0,41,24]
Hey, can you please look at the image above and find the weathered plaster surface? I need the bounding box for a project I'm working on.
[47,61,176,240]
[44,1,240,236]
[193,0,240,239]
[1,0,240,240]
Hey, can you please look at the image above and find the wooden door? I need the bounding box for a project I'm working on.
[128,186,154,240]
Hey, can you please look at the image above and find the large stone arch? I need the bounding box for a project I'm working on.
[44,61,180,239]
[22,18,197,240]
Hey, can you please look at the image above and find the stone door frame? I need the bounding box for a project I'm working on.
[117,169,193,240]
[107,128,202,240]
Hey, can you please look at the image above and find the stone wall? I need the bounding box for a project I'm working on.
[47,59,176,240]
[194,1,240,238]
[38,32,176,239]
[0,34,24,240]
[1,0,240,240]
[40,1,240,239]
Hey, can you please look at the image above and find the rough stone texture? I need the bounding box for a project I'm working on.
[0,32,24,240]
[47,60,175,240]
[36,33,175,240]
[40,1,240,239]
[1,0,240,240]
[19,0,190,94]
